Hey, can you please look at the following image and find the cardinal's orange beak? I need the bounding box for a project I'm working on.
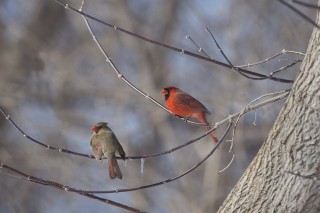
[91,126,97,132]
[161,89,167,95]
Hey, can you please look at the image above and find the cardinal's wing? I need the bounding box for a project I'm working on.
[175,92,211,114]
[117,141,126,161]
[107,131,126,161]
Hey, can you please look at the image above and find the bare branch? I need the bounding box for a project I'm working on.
[186,35,211,58]
[218,90,291,173]
[278,0,320,28]
[236,49,304,68]
[218,149,235,174]
[186,34,302,80]
[187,31,302,79]
[0,107,95,159]
[0,90,289,162]
[292,0,320,9]
[54,0,294,83]
[202,26,301,80]
[0,163,145,213]
[0,122,232,195]
[206,26,272,80]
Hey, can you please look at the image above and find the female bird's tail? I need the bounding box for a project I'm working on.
[196,114,219,144]
[108,156,122,179]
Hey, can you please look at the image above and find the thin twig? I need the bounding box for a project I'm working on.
[218,149,235,173]
[292,0,320,9]
[187,33,302,77]
[218,90,290,173]
[206,27,302,80]
[0,107,96,159]
[54,0,294,83]
[236,49,304,68]
[278,0,320,28]
[186,35,211,58]
[205,26,261,80]
[187,33,302,81]
[270,60,299,76]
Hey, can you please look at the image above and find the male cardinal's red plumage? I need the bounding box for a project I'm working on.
[161,86,218,143]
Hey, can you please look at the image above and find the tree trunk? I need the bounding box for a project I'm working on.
[218,4,320,213]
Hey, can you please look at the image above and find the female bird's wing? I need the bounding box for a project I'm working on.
[117,141,126,161]
[90,133,104,161]
[175,92,211,114]
[107,131,126,161]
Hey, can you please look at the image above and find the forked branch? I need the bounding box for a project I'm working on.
[54,0,294,83]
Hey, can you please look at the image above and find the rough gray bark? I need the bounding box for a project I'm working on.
[218,5,320,213]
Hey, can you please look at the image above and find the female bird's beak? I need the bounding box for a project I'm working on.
[91,126,97,132]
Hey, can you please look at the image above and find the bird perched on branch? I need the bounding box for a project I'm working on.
[90,122,126,179]
[161,86,218,143]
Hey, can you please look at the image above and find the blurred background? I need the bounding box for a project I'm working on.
[0,0,316,212]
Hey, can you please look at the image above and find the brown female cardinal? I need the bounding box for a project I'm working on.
[161,86,218,143]
[90,122,126,179]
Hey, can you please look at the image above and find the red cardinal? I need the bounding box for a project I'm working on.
[161,86,218,143]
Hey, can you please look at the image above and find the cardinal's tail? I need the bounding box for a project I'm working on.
[108,156,122,179]
[196,114,219,144]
